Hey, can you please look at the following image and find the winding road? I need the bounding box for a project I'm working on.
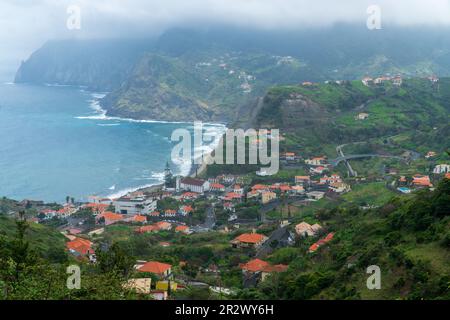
[331,143,406,177]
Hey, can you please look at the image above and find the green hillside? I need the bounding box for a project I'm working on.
[240,178,450,300]
[255,78,450,156]
[0,213,66,262]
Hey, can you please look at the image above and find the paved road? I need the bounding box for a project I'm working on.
[330,154,405,167]
[192,205,216,232]
[256,225,291,258]
[331,143,405,177]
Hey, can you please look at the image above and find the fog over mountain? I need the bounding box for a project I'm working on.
[2,0,450,76]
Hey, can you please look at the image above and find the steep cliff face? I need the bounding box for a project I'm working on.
[253,78,450,152]
[14,39,155,91]
[14,27,450,123]
[100,53,213,121]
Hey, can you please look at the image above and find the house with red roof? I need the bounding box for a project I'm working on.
[179,205,193,216]
[95,211,124,226]
[308,232,335,253]
[164,209,177,217]
[251,184,269,191]
[240,258,288,282]
[126,215,147,223]
[136,225,159,234]
[412,174,433,188]
[149,211,160,217]
[84,203,109,215]
[240,258,269,272]
[155,221,172,231]
[310,166,328,175]
[223,192,243,202]
[66,237,94,259]
[446,173,450,179]
[137,261,172,278]
[210,183,225,192]
[181,192,200,200]
[231,232,268,249]
[175,225,190,234]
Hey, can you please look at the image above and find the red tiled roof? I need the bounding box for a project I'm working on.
[181,205,193,212]
[155,221,171,229]
[175,225,189,232]
[234,233,266,244]
[262,264,289,273]
[251,184,268,191]
[66,238,94,255]
[181,177,206,187]
[445,173,450,179]
[295,176,310,181]
[210,183,225,189]
[133,215,147,222]
[225,192,242,199]
[138,261,172,275]
[97,211,124,221]
[240,259,269,272]
[136,225,159,233]
[85,203,109,212]
[309,243,319,252]
[324,232,335,242]
[412,175,433,187]
[182,192,199,198]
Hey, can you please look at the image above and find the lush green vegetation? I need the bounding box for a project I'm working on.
[0,212,148,299]
[237,178,450,300]
[257,78,450,158]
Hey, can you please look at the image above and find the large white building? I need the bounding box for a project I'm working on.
[114,197,157,215]
[433,164,450,174]
[178,177,210,193]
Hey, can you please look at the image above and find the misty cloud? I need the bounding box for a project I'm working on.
[1,0,450,74]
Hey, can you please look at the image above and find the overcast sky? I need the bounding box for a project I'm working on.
[1,0,450,76]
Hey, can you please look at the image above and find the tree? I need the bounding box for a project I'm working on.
[97,242,135,276]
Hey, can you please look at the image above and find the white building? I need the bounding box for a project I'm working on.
[433,164,450,174]
[306,191,325,200]
[329,182,351,193]
[355,112,369,120]
[295,222,322,237]
[114,197,157,215]
[179,177,210,193]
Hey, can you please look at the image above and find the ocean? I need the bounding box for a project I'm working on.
[0,82,225,203]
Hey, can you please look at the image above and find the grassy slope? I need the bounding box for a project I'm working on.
[257,78,450,156]
[0,215,66,259]
[256,178,450,300]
